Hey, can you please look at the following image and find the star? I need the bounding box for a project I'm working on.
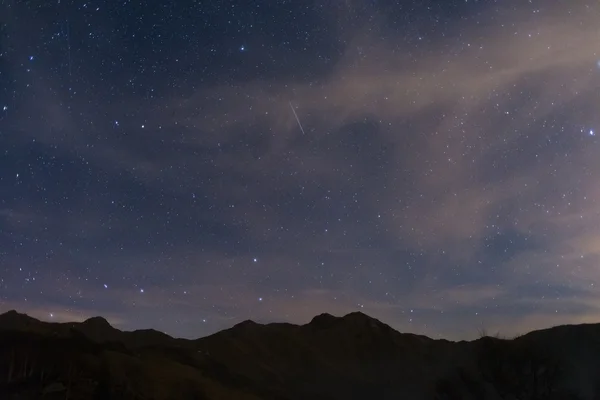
[240,45,246,51]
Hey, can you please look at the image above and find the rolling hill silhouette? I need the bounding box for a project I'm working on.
[0,309,596,399]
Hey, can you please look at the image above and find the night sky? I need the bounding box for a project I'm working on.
[2,0,600,340]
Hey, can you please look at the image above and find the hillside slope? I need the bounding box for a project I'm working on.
[0,310,595,399]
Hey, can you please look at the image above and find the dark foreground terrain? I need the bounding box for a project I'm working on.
[0,310,599,399]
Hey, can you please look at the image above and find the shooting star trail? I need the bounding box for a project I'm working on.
[289,102,306,135]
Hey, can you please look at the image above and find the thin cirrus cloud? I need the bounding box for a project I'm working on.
[3,1,600,340]
[147,2,600,260]
[163,3,600,336]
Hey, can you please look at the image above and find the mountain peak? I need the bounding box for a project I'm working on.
[342,311,381,324]
[343,311,371,319]
[0,309,38,325]
[82,316,112,328]
[1,309,25,318]
[307,312,388,332]
[309,313,339,329]
[341,311,392,332]
[232,319,259,329]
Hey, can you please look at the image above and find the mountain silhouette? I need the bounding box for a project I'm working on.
[0,309,596,399]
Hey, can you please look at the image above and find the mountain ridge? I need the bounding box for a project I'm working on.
[3,308,594,344]
[0,309,598,399]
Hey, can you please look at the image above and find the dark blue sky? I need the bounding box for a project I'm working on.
[1,0,600,340]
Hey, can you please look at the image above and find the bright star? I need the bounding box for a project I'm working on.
[104,284,108,288]
[2,106,6,111]
[240,45,245,51]
[29,56,34,61]
[253,258,258,262]
[590,130,595,136]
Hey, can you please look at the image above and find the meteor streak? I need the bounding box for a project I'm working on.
[289,102,306,135]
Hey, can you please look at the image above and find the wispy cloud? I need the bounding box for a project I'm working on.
[3,1,600,340]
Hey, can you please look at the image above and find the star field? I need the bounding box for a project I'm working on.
[1,0,600,340]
